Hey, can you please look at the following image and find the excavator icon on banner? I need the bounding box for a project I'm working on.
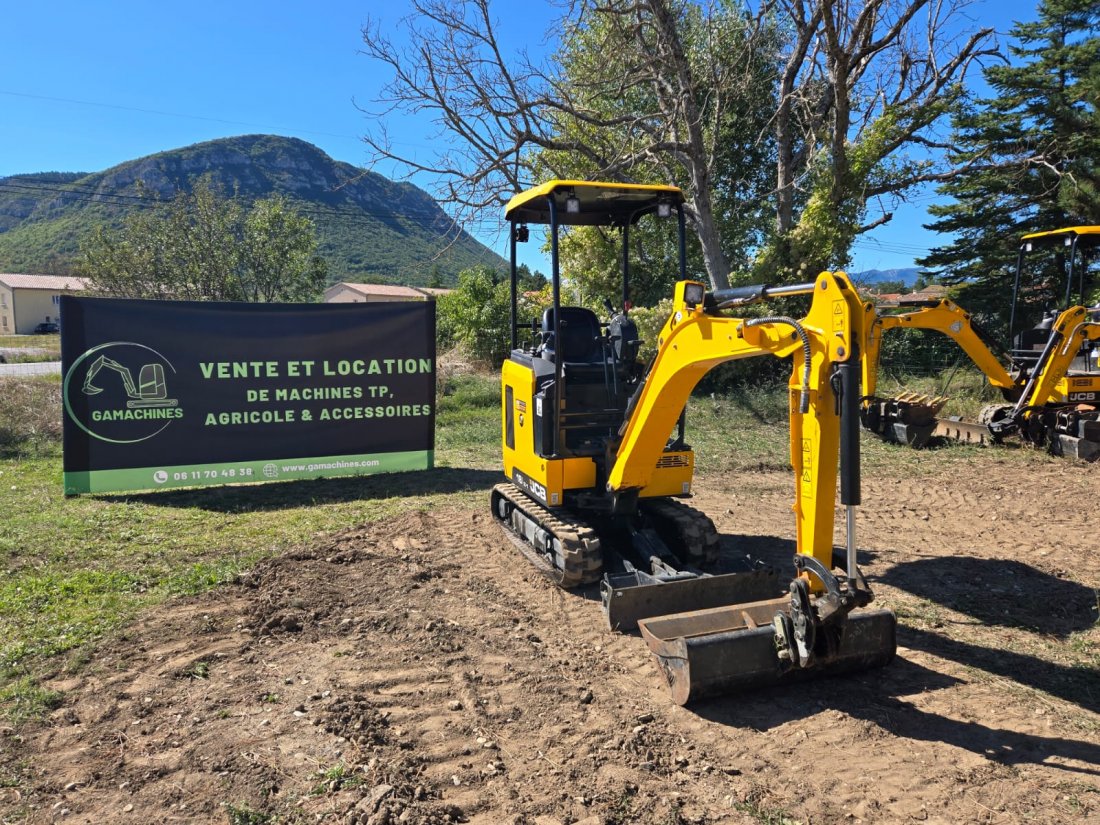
[81,355,178,409]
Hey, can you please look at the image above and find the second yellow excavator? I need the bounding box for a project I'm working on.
[861,226,1100,459]
[491,181,896,704]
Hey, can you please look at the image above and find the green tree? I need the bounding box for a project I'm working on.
[239,196,329,302]
[79,179,328,302]
[437,265,552,364]
[919,0,1100,336]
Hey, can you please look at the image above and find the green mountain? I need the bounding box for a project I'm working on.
[0,135,505,285]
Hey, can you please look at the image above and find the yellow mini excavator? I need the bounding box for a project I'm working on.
[861,227,1100,459]
[491,181,896,704]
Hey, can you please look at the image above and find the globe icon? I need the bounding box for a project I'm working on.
[262,463,279,479]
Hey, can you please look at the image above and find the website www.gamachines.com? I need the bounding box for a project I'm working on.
[280,458,381,473]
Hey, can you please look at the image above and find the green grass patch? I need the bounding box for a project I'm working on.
[223,803,274,825]
[435,372,500,468]
[0,334,61,363]
[2,351,60,364]
[310,763,364,795]
[0,677,62,725]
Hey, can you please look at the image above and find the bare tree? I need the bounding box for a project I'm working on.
[765,0,998,272]
[360,0,999,287]
[361,0,777,290]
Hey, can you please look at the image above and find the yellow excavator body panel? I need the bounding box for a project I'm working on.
[500,355,693,505]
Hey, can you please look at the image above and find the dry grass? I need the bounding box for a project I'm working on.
[0,377,62,457]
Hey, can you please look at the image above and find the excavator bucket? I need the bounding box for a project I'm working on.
[638,600,897,705]
[603,564,896,704]
[861,394,947,448]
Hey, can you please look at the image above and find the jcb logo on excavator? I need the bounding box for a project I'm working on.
[63,342,183,444]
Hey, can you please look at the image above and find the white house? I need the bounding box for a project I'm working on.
[0,273,88,334]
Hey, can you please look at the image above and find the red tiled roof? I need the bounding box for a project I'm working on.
[0,273,88,291]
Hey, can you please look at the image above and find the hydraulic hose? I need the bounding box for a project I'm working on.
[742,316,812,413]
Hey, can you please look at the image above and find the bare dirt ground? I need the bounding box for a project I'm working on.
[2,456,1098,824]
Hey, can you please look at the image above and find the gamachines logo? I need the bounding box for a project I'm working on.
[63,342,183,444]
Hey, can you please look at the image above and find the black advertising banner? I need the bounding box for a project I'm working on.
[60,297,435,494]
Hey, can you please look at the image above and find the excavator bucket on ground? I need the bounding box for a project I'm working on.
[603,552,896,704]
[861,393,947,448]
[638,597,897,705]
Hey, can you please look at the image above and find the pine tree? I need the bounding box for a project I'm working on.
[919,0,1099,338]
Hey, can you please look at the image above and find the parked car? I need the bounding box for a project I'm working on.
[33,322,60,334]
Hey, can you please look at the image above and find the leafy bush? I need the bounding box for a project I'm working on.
[437,267,551,366]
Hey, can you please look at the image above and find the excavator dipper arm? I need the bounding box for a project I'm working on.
[82,355,138,398]
[862,299,1017,399]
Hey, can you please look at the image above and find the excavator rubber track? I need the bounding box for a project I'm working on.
[491,483,603,587]
[639,498,720,567]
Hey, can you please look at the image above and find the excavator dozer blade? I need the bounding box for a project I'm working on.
[602,568,781,633]
[638,600,897,705]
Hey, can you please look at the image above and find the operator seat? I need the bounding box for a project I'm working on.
[540,306,604,365]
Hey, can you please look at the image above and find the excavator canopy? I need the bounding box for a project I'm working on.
[1021,226,1100,248]
[504,180,685,227]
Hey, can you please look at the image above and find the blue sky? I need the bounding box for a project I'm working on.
[0,0,1042,276]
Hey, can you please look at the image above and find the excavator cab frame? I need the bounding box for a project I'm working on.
[504,180,689,463]
[1010,227,1100,366]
